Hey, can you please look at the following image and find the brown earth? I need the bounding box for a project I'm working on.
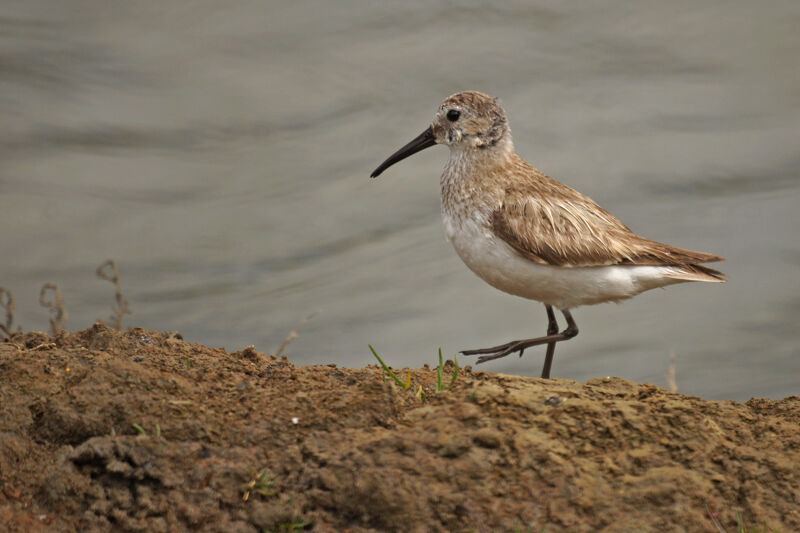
[0,324,798,532]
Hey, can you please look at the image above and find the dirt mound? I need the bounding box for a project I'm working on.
[1,324,798,532]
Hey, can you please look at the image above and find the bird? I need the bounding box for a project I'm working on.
[370,91,725,379]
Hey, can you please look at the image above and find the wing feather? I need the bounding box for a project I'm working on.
[491,185,725,279]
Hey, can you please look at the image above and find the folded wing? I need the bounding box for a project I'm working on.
[491,184,726,282]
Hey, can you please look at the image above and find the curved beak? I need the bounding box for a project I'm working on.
[370,126,436,178]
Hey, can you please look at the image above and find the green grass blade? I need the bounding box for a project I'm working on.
[368,344,404,387]
[437,348,444,391]
[132,423,146,435]
[448,353,460,390]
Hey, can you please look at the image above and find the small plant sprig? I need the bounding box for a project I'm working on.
[242,473,314,531]
[243,470,276,501]
[436,347,459,391]
[736,511,773,533]
[265,516,313,532]
[707,505,776,533]
[131,423,161,437]
[369,345,460,402]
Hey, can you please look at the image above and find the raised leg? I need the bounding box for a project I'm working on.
[461,307,578,377]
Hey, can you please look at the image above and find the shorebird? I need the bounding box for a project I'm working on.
[370,91,725,379]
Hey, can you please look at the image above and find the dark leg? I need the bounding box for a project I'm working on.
[540,305,560,379]
[459,305,555,357]
[461,307,578,374]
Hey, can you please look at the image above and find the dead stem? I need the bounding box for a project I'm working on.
[96,259,131,330]
[0,287,19,339]
[666,351,678,393]
[275,311,318,357]
[39,283,67,335]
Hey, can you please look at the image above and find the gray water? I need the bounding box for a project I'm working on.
[1,1,798,401]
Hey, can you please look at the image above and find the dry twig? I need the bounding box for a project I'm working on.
[0,287,18,339]
[96,259,131,330]
[275,311,318,357]
[39,283,67,335]
[666,351,678,393]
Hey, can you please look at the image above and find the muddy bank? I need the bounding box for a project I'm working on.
[1,324,798,532]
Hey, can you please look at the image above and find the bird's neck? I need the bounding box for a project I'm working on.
[442,136,517,185]
[441,137,518,217]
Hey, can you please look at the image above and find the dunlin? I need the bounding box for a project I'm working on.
[371,91,725,378]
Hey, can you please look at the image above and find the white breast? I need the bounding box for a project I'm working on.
[441,209,685,310]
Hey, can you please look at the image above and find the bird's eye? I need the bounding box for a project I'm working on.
[446,109,461,122]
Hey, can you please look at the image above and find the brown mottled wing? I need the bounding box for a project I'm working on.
[491,187,725,276]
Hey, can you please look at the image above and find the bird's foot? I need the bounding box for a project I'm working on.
[461,329,576,365]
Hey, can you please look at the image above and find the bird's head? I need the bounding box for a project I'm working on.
[370,91,511,178]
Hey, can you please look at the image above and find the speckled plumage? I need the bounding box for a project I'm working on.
[371,90,726,372]
[431,91,725,309]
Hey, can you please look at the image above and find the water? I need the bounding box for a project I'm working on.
[1,1,798,401]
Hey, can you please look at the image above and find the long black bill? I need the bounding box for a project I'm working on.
[370,126,436,178]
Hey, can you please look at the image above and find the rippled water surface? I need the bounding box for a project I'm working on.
[2,1,798,400]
